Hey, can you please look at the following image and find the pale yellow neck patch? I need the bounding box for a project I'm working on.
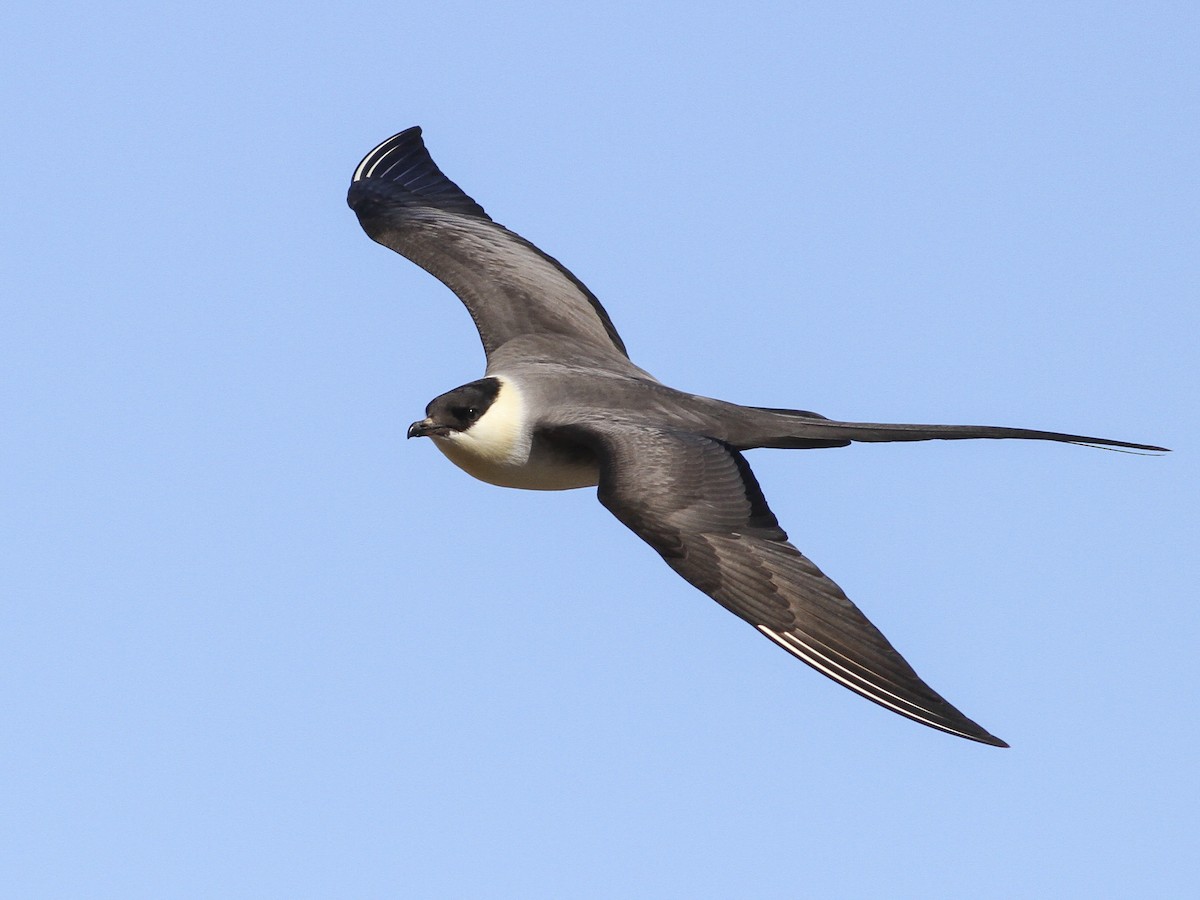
[431,376,532,475]
[426,375,598,491]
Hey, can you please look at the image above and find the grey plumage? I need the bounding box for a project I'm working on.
[348,126,1165,747]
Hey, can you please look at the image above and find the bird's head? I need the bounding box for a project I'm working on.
[407,377,502,440]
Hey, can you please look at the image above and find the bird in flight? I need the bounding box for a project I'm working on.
[347,126,1163,747]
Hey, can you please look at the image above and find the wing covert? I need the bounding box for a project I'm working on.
[557,423,1008,747]
[347,127,629,362]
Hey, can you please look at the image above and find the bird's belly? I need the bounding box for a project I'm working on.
[431,436,599,491]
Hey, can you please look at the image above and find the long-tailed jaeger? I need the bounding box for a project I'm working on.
[347,126,1164,747]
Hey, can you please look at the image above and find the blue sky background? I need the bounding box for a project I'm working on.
[4,2,1197,897]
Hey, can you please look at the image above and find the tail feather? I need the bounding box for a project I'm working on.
[745,407,1168,454]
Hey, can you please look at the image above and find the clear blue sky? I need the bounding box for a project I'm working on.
[4,2,1197,897]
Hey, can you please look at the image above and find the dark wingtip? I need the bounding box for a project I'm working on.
[927,712,1009,748]
[347,126,491,221]
[350,125,424,183]
[974,730,1010,749]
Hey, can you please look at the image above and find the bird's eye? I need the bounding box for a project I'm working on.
[451,406,480,421]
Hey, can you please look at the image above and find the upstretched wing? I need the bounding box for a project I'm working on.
[557,422,1009,746]
[347,126,629,362]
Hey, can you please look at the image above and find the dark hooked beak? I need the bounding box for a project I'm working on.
[407,418,447,439]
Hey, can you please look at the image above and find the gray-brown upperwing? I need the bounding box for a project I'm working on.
[554,421,1008,747]
[347,127,629,364]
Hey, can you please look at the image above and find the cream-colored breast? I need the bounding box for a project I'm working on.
[430,376,599,491]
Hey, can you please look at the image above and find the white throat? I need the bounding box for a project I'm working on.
[428,376,597,491]
[432,376,530,470]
